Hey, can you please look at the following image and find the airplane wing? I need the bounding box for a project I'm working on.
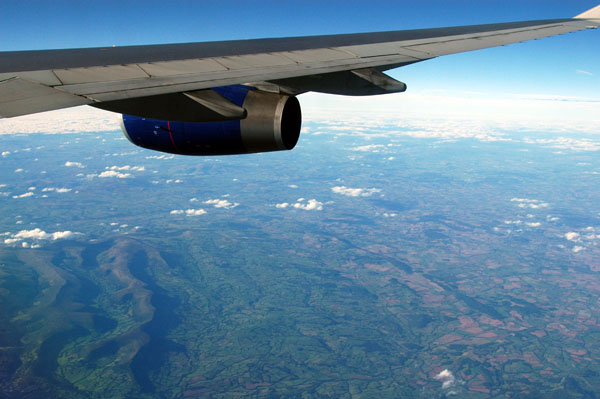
[0,5,598,120]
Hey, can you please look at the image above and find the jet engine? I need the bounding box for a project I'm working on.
[117,85,301,155]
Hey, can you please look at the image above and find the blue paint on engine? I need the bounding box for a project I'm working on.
[122,85,253,155]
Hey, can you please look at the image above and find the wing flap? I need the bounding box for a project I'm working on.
[270,68,407,96]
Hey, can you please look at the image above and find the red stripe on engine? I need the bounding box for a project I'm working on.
[167,121,179,152]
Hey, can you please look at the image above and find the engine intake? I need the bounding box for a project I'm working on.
[120,86,301,155]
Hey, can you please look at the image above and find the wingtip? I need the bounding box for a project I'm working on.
[575,4,600,19]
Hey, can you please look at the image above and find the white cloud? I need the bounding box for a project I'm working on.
[204,199,239,209]
[351,144,385,152]
[565,232,580,241]
[170,209,207,216]
[288,184,298,188]
[65,161,84,168]
[3,228,80,246]
[165,179,182,184]
[50,231,76,240]
[42,187,72,193]
[146,154,175,160]
[98,170,131,178]
[332,186,381,197]
[106,165,145,172]
[576,69,594,76]
[14,168,23,173]
[2,151,10,156]
[300,90,600,136]
[276,203,289,209]
[434,369,456,390]
[0,106,118,134]
[524,137,600,152]
[293,199,323,211]
[185,209,207,216]
[573,246,585,253]
[12,192,34,198]
[504,220,522,225]
[511,198,549,209]
[526,222,541,227]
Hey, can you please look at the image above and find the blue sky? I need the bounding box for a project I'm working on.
[2,1,597,49]
[1,1,598,129]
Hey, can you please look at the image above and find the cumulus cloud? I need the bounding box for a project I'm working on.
[2,151,10,156]
[14,168,23,173]
[276,203,290,209]
[146,154,175,160]
[42,187,72,193]
[504,220,522,225]
[523,137,600,152]
[561,228,600,254]
[65,161,84,168]
[3,228,80,246]
[434,369,456,389]
[98,170,131,178]
[106,165,145,172]
[351,144,385,152]
[511,198,549,209]
[332,186,381,197]
[293,199,323,211]
[526,222,541,227]
[170,209,207,216]
[565,232,580,241]
[204,199,239,209]
[50,231,76,240]
[12,192,34,199]
[186,209,207,216]
[165,179,182,184]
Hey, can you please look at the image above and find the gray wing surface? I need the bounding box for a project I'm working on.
[0,8,599,118]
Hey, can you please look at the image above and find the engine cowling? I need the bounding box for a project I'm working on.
[120,85,301,155]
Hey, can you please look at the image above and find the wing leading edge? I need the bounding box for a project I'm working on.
[0,5,599,119]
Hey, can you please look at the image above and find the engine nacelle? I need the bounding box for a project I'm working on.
[120,85,301,155]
